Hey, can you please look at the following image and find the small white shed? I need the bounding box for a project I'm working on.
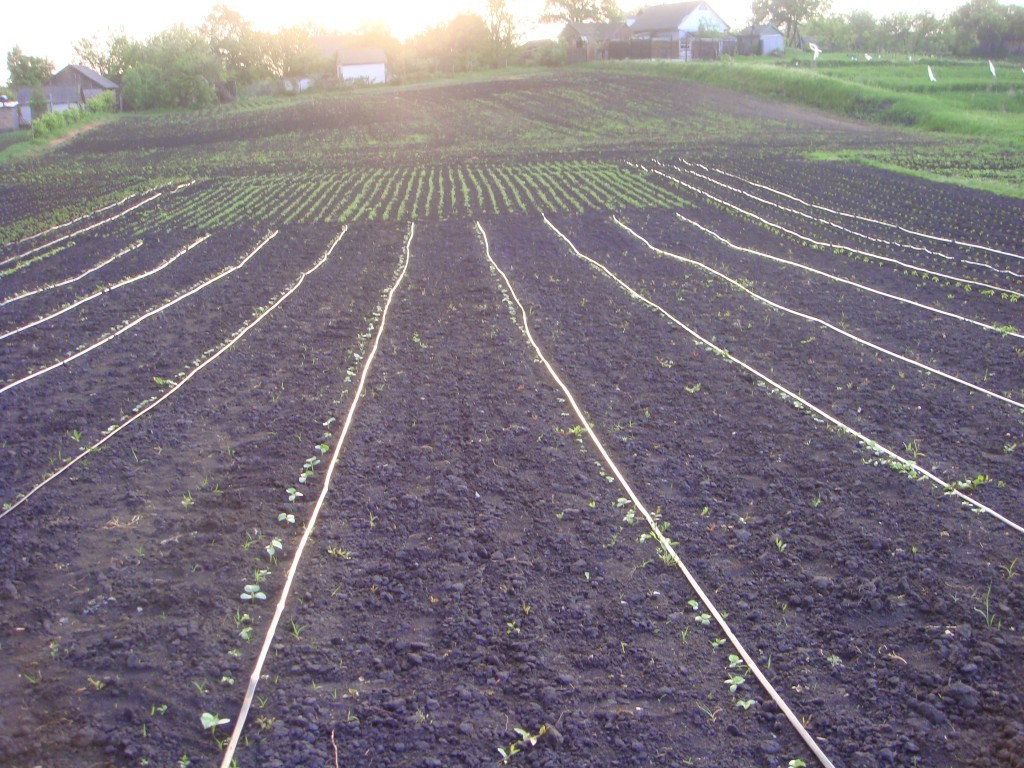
[337,48,387,85]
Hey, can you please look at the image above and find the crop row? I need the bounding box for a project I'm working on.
[135,162,688,230]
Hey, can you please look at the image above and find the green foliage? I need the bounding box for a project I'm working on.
[6,46,53,87]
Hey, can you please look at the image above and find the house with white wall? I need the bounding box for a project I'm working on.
[337,48,387,85]
[628,2,732,60]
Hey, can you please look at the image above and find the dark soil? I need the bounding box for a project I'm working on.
[0,69,1021,768]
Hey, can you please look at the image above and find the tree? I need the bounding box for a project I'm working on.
[6,46,53,88]
[751,0,830,47]
[540,0,622,24]
[73,33,144,82]
[488,0,518,60]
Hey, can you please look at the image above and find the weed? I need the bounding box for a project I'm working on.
[774,535,788,553]
[1001,558,1018,580]
[87,676,106,691]
[327,546,353,560]
[192,680,209,695]
[974,583,999,628]
[289,620,307,639]
[696,702,721,721]
[181,491,194,509]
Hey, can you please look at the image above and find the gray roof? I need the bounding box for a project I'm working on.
[630,2,704,33]
[337,48,387,66]
[60,64,119,90]
[561,22,625,42]
[735,24,783,36]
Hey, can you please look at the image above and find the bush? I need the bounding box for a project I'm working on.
[85,90,116,113]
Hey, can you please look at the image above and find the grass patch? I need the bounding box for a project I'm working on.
[604,56,1024,195]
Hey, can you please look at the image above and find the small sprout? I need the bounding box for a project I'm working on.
[711,637,726,649]
[728,654,745,669]
[315,443,330,455]
[725,674,745,693]
[687,599,700,611]
[200,712,229,731]
[735,699,755,709]
[826,654,843,668]
[278,512,296,524]
[694,613,711,626]
[181,491,194,509]
[239,627,254,641]
[285,488,303,503]
[220,675,235,686]
[241,584,266,602]
[265,537,283,558]
[788,761,808,768]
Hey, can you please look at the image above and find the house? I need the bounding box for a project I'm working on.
[337,48,387,85]
[49,64,119,103]
[15,64,119,123]
[627,2,732,60]
[735,24,785,56]
[559,22,631,63]
[0,98,19,132]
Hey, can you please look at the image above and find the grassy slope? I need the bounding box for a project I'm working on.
[601,56,1024,197]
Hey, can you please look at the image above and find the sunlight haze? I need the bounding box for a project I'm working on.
[3,0,1021,84]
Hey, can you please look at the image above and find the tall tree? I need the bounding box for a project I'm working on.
[488,0,518,56]
[6,46,53,88]
[541,0,621,24]
[74,33,144,82]
[751,0,830,47]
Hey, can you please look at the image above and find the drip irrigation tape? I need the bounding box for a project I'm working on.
[616,219,1024,412]
[649,163,1024,308]
[0,237,202,342]
[0,241,143,309]
[682,160,1024,263]
[0,229,343,521]
[1,191,164,267]
[553,215,1024,536]
[0,231,273,396]
[479,219,838,768]
[219,225,414,768]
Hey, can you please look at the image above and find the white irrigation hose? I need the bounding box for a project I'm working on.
[543,217,1023,537]
[663,161,1024,283]
[616,219,1024,412]
[3,187,160,248]
[0,229,345,521]
[0,191,164,266]
[219,225,414,768]
[478,220,837,768]
[0,237,203,341]
[0,232,272,396]
[650,164,1024,306]
[682,159,1024,263]
[0,241,143,309]
[673,210,1024,340]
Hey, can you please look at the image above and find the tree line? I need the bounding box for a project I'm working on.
[5,0,1023,112]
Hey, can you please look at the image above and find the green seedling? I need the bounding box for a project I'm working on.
[774,536,788,553]
[253,569,270,584]
[946,474,991,494]
[694,613,712,626]
[710,638,726,649]
[725,674,745,693]
[239,627,254,642]
[69,428,83,442]
[285,488,303,503]
[788,761,808,768]
[87,676,106,690]
[289,620,307,639]
[315,443,330,455]
[192,680,209,694]
[265,537,283,558]
[736,699,755,709]
[201,712,229,732]
[181,491,194,509]
[278,512,296,524]
[241,584,266,602]
[151,704,168,716]
[826,654,843,668]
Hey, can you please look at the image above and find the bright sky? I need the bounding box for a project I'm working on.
[1,0,1013,84]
